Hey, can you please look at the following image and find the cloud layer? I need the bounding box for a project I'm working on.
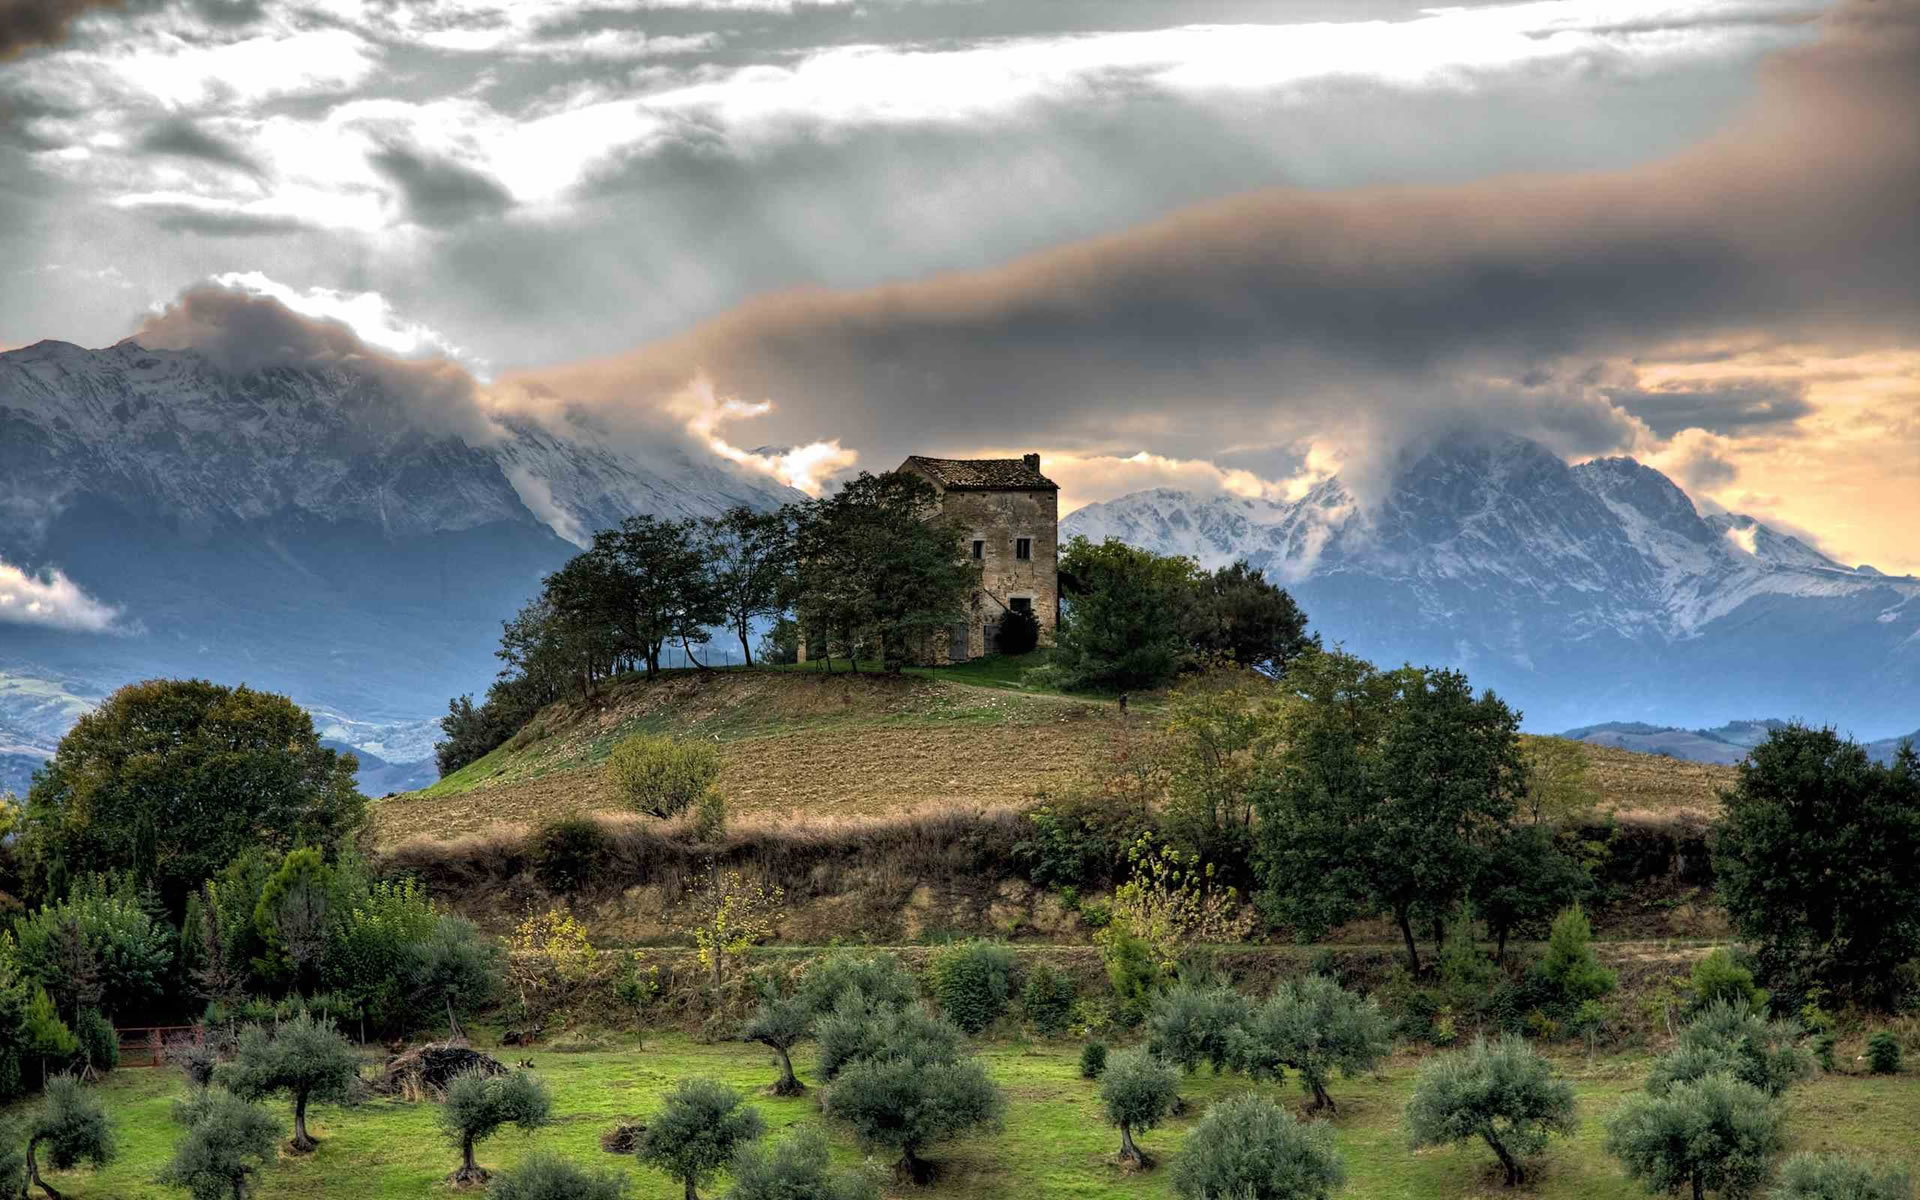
[0,558,120,632]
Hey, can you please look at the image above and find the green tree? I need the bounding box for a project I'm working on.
[928,940,1015,1035]
[1161,675,1278,865]
[605,734,723,821]
[1713,728,1920,1005]
[490,1154,630,1200]
[1145,983,1248,1075]
[252,847,333,991]
[1171,1093,1344,1200]
[1688,950,1768,1016]
[815,1000,963,1082]
[1646,1002,1811,1099]
[12,876,175,1021]
[438,1068,551,1184]
[740,986,813,1096]
[1097,1048,1178,1167]
[158,1088,281,1200]
[1473,825,1591,963]
[1051,536,1201,691]
[1232,975,1393,1113]
[1018,964,1077,1037]
[21,988,77,1086]
[218,1014,359,1153]
[1534,905,1617,1013]
[1769,1153,1913,1200]
[22,1075,115,1200]
[794,952,918,1018]
[822,1055,1002,1185]
[634,1078,765,1200]
[1406,1036,1577,1187]
[727,1126,879,1200]
[1189,560,1317,675]
[1606,1073,1784,1200]
[19,680,365,909]
[701,506,794,668]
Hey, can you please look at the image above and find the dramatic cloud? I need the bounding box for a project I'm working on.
[0,558,120,632]
[1604,378,1814,437]
[368,144,513,228]
[0,0,120,61]
[134,115,264,176]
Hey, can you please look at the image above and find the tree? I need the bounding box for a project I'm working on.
[634,1078,765,1200]
[1190,560,1317,675]
[1170,1093,1345,1200]
[794,952,918,1018]
[1473,825,1591,963]
[1520,736,1600,825]
[159,1088,281,1200]
[1533,905,1617,1013]
[1052,536,1201,691]
[606,734,723,820]
[21,989,77,1086]
[1645,1002,1811,1099]
[814,1000,964,1082]
[253,847,333,991]
[1713,728,1920,1005]
[438,1068,551,1184]
[1606,1073,1784,1200]
[1162,675,1280,865]
[1145,983,1248,1075]
[1769,1153,1913,1200]
[1406,1036,1577,1187]
[701,507,794,668]
[1098,1048,1178,1167]
[19,680,365,909]
[1109,835,1253,979]
[12,876,174,1021]
[740,986,812,1096]
[490,1154,630,1200]
[727,1126,879,1200]
[823,1055,1002,1184]
[928,941,1015,1035]
[1232,975,1393,1113]
[219,1014,359,1153]
[680,868,784,988]
[21,1075,115,1200]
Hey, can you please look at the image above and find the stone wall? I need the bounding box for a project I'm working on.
[936,485,1059,658]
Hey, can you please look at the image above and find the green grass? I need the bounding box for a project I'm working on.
[31,1036,1919,1199]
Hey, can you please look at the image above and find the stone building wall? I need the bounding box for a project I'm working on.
[924,484,1059,660]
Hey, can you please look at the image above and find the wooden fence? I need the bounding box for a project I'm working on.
[114,1025,205,1068]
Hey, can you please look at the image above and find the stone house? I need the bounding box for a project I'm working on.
[898,453,1060,661]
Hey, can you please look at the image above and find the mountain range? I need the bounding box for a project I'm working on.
[1063,433,1919,737]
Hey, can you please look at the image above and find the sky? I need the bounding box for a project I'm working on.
[3,0,1917,573]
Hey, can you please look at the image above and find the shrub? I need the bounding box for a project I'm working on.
[1690,949,1768,1015]
[529,816,614,893]
[823,1055,1003,1184]
[506,909,600,1020]
[12,877,175,1019]
[693,790,727,843]
[22,1075,116,1197]
[1020,964,1077,1036]
[729,1125,880,1200]
[322,877,440,1035]
[996,607,1041,655]
[1865,1032,1901,1075]
[1233,975,1393,1113]
[605,734,722,819]
[159,1088,280,1200]
[682,869,784,988]
[796,952,918,1017]
[1080,1041,1109,1079]
[489,1153,630,1200]
[1533,906,1616,1015]
[1170,1093,1344,1200]
[22,987,77,1078]
[1605,1074,1784,1200]
[1407,1036,1577,1187]
[439,1069,551,1183]
[1647,1002,1813,1099]
[815,1000,964,1081]
[1145,983,1248,1075]
[217,1013,359,1153]
[633,1079,764,1200]
[1098,1048,1178,1167]
[1770,1153,1914,1200]
[1098,927,1161,1025]
[72,1009,117,1075]
[741,987,813,1095]
[929,941,1015,1035]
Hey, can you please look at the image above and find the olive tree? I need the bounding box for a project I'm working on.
[21,1075,116,1200]
[1605,1074,1785,1200]
[1769,1153,1913,1200]
[728,1126,880,1200]
[438,1069,551,1184]
[1406,1036,1577,1187]
[1646,1003,1812,1100]
[1232,975,1392,1114]
[815,999,963,1082]
[635,1078,765,1200]
[490,1153,630,1200]
[1145,983,1248,1075]
[219,1014,359,1153]
[822,1056,1003,1184]
[159,1089,281,1200]
[741,988,813,1096]
[1171,1094,1345,1200]
[1097,1048,1178,1167]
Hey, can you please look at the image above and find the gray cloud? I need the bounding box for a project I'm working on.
[135,203,313,237]
[0,0,121,60]
[368,144,513,229]
[1605,379,1815,437]
[135,117,264,177]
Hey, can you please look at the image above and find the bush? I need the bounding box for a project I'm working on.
[1080,1041,1108,1079]
[1098,1048,1178,1166]
[439,1069,551,1183]
[529,816,614,893]
[634,1079,764,1198]
[995,607,1041,655]
[1690,948,1768,1015]
[1647,1002,1812,1099]
[159,1088,280,1200]
[1019,965,1077,1036]
[1533,906,1616,1015]
[1098,927,1161,1025]
[1232,975,1393,1113]
[605,734,722,820]
[12,877,175,1018]
[1769,1152,1914,1200]
[729,1125,880,1200]
[816,1001,964,1082]
[693,790,727,843]
[796,952,918,1018]
[929,941,1015,1035]
[1605,1074,1784,1200]
[823,1054,1003,1184]
[1865,1032,1901,1075]
[1170,1093,1344,1200]
[489,1153,629,1200]
[1145,983,1247,1075]
[1407,1036,1577,1187]
[72,1009,117,1075]
[217,1013,360,1153]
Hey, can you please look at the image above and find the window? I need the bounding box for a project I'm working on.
[1015,537,1032,561]
[1009,597,1032,614]
[971,539,984,561]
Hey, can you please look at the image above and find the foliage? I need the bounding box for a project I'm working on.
[1019,964,1077,1036]
[73,1009,116,1074]
[22,986,77,1076]
[1110,835,1252,977]
[1864,1032,1900,1075]
[1474,825,1591,963]
[1051,536,1202,691]
[681,869,784,988]
[1161,675,1280,865]
[727,1125,880,1200]
[1014,797,1136,891]
[217,1013,359,1152]
[439,1068,551,1182]
[634,1078,765,1199]
[1098,1047,1179,1165]
[1769,1153,1914,1200]
[1188,560,1317,676]
[1520,737,1602,826]
[489,1153,630,1200]
[529,816,615,893]
[1097,927,1162,1026]
[794,952,918,1018]
[159,1088,280,1200]
[995,606,1041,655]
[1407,1035,1577,1187]
[741,985,814,1095]
[814,1001,964,1082]
[321,877,498,1038]
[407,914,502,1034]
[1233,974,1393,1112]
[1170,1093,1345,1200]
[506,909,600,1019]
[1145,982,1248,1075]
[24,1074,115,1193]
[928,940,1015,1035]
[1534,906,1617,1014]
[252,847,333,991]
[1647,1002,1812,1099]
[693,790,728,843]
[1080,1041,1108,1079]
[18,679,364,908]
[822,1053,1003,1183]
[12,875,175,1020]
[1605,1073,1784,1200]
[1690,950,1769,1016]
[1713,728,1920,1005]
[702,506,795,669]
[606,735,723,821]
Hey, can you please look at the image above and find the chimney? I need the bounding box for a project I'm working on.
[1023,452,1041,472]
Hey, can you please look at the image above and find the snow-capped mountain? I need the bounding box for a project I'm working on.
[0,338,798,790]
[1063,433,1920,734]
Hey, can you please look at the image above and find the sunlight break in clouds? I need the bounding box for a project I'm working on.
[670,374,856,496]
[0,559,120,633]
[200,271,473,366]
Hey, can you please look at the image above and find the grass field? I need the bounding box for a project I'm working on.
[34,1034,1918,1200]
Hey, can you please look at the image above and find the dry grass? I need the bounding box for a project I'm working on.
[1582,741,1735,821]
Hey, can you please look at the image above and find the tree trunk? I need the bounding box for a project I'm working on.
[1310,1079,1337,1114]
[448,1136,488,1185]
[896,1144,932,1186]
[1397,907,1423,975]
[682,635,709,670]
[1118,1122,1148,1167]
[291,1091,314,1152]
[1481,1130,1522,1187]
[684,1178,700,1200]
[1692,1177,1705,1200]
[1495,926,1510,965]
[773,1045,804,1096]
[737,621,753,668]
[27,1134,64,1200]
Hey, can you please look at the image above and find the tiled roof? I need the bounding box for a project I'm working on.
[902,455,1059,491]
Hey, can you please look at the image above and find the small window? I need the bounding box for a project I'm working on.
[971,539,984,561]
[1015,537,1032,561]
[1009,597,1032,614]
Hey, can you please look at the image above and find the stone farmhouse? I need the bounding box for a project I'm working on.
[899,453,1060,661]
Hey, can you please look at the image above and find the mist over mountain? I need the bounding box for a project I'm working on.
[1063,433,1920,738]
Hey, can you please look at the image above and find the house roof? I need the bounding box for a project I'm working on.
[901,455,1059,491]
